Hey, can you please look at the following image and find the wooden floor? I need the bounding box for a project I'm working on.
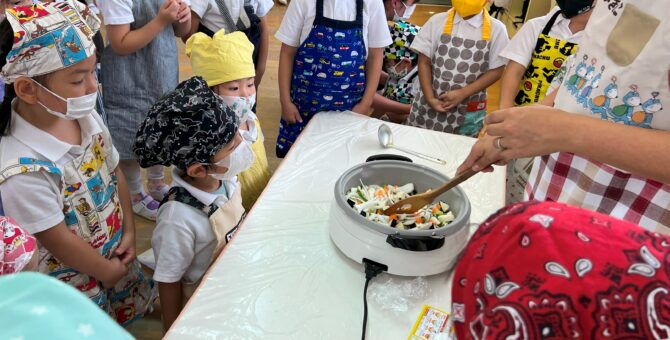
[127,3,518,338]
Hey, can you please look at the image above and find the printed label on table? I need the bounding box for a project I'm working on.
[408,304,452,340]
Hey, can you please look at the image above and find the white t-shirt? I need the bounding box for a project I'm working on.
[274,0,392,53]
[98,0,192,25]
[500,7,583,67]
[410,11,509,70]
[191,0,273,34]
[152,168,239,284]
[0,107,119,234]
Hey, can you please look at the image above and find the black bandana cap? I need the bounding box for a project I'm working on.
[134,76,239,170]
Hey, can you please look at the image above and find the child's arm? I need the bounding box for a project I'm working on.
[114,166,136,265]
[182,11,200,43]
[498,61,526,109]
[371,93,411,117]
[439,67,504,111]
[158,281,183,331]
[417,53,447,112]
[255,16,270,88]
[105,0,181,56]
[172,0,192,38]
[36,222,128,288]
[278,43,302,124]
[351,47,383,115]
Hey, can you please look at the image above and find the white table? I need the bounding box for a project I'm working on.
[166,112,505,339]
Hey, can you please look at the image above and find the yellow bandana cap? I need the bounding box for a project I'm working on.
[185,29,255,87]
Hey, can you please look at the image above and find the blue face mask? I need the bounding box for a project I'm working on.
[213,183,227,197]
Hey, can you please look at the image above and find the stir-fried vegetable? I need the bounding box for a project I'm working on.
[345,183,455,230]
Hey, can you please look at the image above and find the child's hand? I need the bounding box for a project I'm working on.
[281,101,303,124]
[157,0,180,25]
[176,0,191,24]
[439,89,468,111]
[427,97,448,112]
[115,232,136,265]
[101,257,129,289]
[351,102,371,116]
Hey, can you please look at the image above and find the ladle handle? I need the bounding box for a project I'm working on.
[391,145,447,165]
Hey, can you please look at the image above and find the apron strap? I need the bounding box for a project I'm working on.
[315,0,363,27]
[542,10,563,36]
[443,9,492,41]
[160,186,220,218]
[212,0,250,32]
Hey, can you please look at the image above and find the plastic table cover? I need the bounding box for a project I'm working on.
[165,112,506,339]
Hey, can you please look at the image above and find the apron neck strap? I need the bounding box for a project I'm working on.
[161,186,219,217]
[443,9,492,41]
[315,0,363,25]
[542,10,563,36]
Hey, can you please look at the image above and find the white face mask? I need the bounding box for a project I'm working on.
[216,93,256,123]
[392,0,416,21]
[388,60,410,79]
[208,139,254,181]
[33,80,97,120]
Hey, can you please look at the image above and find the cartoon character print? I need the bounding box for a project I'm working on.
[609,85,641,122]
[578,65,605,109]
[590,76,618,119]
[628,92,662,128]
[566,55,589,96]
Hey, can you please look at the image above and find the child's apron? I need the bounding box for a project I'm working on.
[0,134,156,326]
[238,119,271,211]
[507,10,579,204]
[276,0,366,158]
[160,186,245,301]
[407,9,491,137]
[527,1,670,234]
[383,66,419,104]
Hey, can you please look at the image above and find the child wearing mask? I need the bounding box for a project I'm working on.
[372,20,421,123]
[408,0,509,137]
[134,31,256,330]
[0,2,155,325]
[187,30,271,210]
[498,1,594,204]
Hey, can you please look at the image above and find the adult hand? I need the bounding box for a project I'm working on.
[457,105,566,174]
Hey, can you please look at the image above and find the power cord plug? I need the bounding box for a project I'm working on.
[362,259,387,340]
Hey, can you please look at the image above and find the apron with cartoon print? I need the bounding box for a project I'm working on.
[0,131,155,326]
[407,9,491,137]
[527,0,670,234]
[276,0,366,158]
[160,185,245,300]
[507,10,579,204]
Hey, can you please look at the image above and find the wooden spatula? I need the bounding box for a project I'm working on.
[383,168,478,215]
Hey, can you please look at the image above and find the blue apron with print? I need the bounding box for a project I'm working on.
[276,0,366,158]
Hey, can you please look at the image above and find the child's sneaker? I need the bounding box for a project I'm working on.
[147,183,171,202]
[132,194,159,221]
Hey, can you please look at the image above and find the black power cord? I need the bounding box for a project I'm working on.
[362,259,388,340]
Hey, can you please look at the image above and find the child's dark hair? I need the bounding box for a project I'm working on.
[0,18,49,135]
[0,18,14,135]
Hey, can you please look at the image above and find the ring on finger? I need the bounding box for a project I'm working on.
[494,137,507,150]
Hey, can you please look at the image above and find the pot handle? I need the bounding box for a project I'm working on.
[386,234,445,252]
[366,154,413,163]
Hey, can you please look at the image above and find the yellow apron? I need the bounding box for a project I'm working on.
[160,186,245,301]
[514,10,579,106]
[508,10,579,204]
[237,119,271,211]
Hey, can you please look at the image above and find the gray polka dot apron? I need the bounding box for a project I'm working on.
[407,10,491,137]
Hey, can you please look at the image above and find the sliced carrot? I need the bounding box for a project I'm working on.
[389,214,398,221]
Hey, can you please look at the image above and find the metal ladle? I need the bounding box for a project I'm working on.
[377,124,447,165]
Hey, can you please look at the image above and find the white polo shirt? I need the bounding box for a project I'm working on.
[274,0,392,53]
[500,7,584,67]
[98,0,192,25]
[410,11,510,70]
[0,104,119,234]
[191,0,274,34]
[152,168,240,284]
